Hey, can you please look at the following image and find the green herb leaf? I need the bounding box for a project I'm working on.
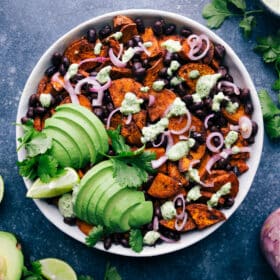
[273,78,280,91]
[265,115,280,139]
[129,229,143,253]
[25,132,52,157]
[104,263,122,280]
[17,120,37,151]
[229,0,246,11]
[107,126,130,154]
[17,157,38,181]
[78,276,94,280]
[202,0,233,29]
[22,261,43,280]
[239,15,255,37]
[37,155,59,183]
[85,225,104,247]
[258,89,280,120]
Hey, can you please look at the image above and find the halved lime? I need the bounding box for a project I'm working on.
[39,258,77,280]
[0,175,4,203]
[26,168,80,199]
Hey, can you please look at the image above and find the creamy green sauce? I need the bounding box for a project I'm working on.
[120,92,143,115]
[141,118,169,144]
[152,80,165,91]
[226,101,239,114]
[170,76,185,86]
[167,60,181,76]
[160,201,176,220]
[58,193,75,218]
[167,97,187,118]
[224,130,238,148]
[94,42,103,55]
[65,63,79,80]
[166,139,195,161]
[231,146,240,154]
[111,31,123,40]
[207,182,231,208]
[143,41,153,48]
[143,230,160,245]
[96,66,112,84]
[212,91,229,112]
[187,168,200,183]
[39,93,52,108]
[122,47,135,63]
[161,39,182,53]
[263,0,280,12]
[188,70,200,79]
[187,186,202,202]
[140,86,150,92]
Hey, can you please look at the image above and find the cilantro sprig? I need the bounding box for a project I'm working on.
[85,225,104,247]
[202,0,263,37]
[129,229,143,253]
[22,261,44,280]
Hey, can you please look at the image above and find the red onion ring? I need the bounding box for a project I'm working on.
[199,180,214,188]
[175,212,188,231]
[151,155,168,169]
[159,234,177,243]
[138,42,151,56]
[239,116,252,139]
[179,135,189,141]
[106,107,120,129]
[78,57,109,66]
[187,35,202,50]
[170,109,192,135]
[90,79,112,107]
[152,133,166,147]
[74,76,100,94]
[189,159,200,169]
[117,43,123,59]
[109,48,127,68]
[148,95,155,107]
[173,194,186,220]
[204,113,214,129]
[217,81,240,95]
[206,132,224,153]
[125,114,132,125]
[188,34,210,61]
[165,131,174,151]
[206,154,222,173]
[153,216,159,231]
[230,124,240,131]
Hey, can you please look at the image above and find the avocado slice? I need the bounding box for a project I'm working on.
[109,190,145,231]
[56,104,109,154]
[50,139,72,167]
[129,201,153,228]
[52,114,97,164]
[0,231,24,280]
[43,127,81,169]
[45,117,90,168]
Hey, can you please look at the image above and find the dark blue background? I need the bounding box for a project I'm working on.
[0,1,279,279]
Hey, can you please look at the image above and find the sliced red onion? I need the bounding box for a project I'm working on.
[106,107,120,129]
[165,130,174,151]
[189,159,200,169]
[159,234,177,243]
[109,48,127,68]
[230,124,240,131]
[239,116,252,139]
[151,155,168,169]
[152,133,166,147]
[125,114,132,125]
[175,212,188,231]
[220,146,251,158]
[173,194,186,220]
[217,81,240,95]
[206,132,224,153]
[170,109,192,135]
[187,34,202,50]
[138,42,151,56]
[90,78,112,92]
[117,43,123,59]
[237,147,251,153]
[153,216,159,231]
[199,180,214,188]
[204,113,214,129]
[148,95,155,107]
[78,57,109,66]
[206,154,222,173]
[188,34,210,61]
[74,76,101,94]
[64,78,80,104]
[179,135,189,141]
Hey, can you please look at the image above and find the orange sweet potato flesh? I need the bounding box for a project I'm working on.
[113,15,134,30]
[76,219,93,235]
[178,63,215,93]
[37,76,54,94]
[143,58,164,87]
[109,78,149,108]
[121,121,142,147]
[159,215,197,232]
[230,159,249,174]
[145,148,166,159]
[167,162,189,187]
[198,153,211,180]
[141,27,162,59]
[60,95,92,110]
[186,203,226,230]
[221,105,248,125]
[202,41,215,65]
[178,39,191,60]
[34,117,43,131]
[132,110,147,130]
[179,157,191,172]
[110,66,132,79]
[148,173,182,199]
[120,23,138,43]
[148,89,176,122]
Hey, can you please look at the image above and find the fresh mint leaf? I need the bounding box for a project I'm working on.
[239,15,255,37]
[229,0,246,11]
[25,133,52,157]
[37,155,59,183]
[258,89,280,120]
[104,263,122,280]
[265,115,280,139]
[129,229,143,253]
[202,0,233,28]
[107,126,130,154]
[17,157,38,181]
[85,225,104,247]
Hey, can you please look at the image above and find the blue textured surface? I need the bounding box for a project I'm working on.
[0,0,280,279]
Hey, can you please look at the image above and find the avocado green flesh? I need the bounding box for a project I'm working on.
[43,127,81,169]
[109,190,145,231]
[0,231,24,280]
[52,114,97,163]
[50,140,72,167]
[56,104,109,154]
[45,118,89,168]
[129,201,153,228]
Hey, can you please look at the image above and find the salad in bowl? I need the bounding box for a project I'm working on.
[16,10,263,256]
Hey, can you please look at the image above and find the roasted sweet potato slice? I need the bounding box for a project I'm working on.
[60,95,92,110]
[37,76,54,94]
[202,41,215,65]
[186,203,226,229]
[148,173,182,199]
[34,117,43,131]
[189,144,206,161]
[159,215,196,232]
[110,66,132,79]
[120,23,138,43]
[145,147,166,159]
[179,157,191,172]
[132,110,147,130]
[193,191,225,206]
[167,162,189,187]
[198,153,211,180]
[178,63,215,93]
[221,105,248,125]
[230,159,249,174]
[148,89,176,122]
[211,58,221,70]
[121,121,142,147]
[140,27,162,59]
[113,15,134,30]
[178,38,191,60]
[76,219,93,235]
[143,58,164,86]
[109,78,149,108]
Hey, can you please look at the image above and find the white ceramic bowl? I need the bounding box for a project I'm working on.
[260,0,280,17]
[16,9,264,257]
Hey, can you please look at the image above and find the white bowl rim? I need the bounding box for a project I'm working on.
[16,8,264,257]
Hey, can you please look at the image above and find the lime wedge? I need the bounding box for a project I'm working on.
[26,168,80,199]
[39,258,77,280]
[0,175,4,203]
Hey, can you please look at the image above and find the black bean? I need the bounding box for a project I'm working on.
[214,44,225,59]
[93,107,103,117]
[224,197,235,209]
[51,52,62,67]
[27,107,34,118]
[152,19,165,36]
[146,222,153,231]
[107,102,114,113]
[224,74,233,83]
[134,67,146,81]
[34,107,45,116]
[180,27,192,38]
[103,118,108,125]
[210,126,219,132]
[142,59,149,68]
[87,28,97,43]
[21,116,30,124]
[246,136,255,145]
[134,18,145,33]
[251,121,258,137]
[191,132,205,144]
[29,94,38,107]
[163,51,173,66]
[244,101,254,115]
[225,164,232,171]
[103,237,112,250]
[213,136,221,146]
[217,158,228,169]
[154,206,162,218]
[70,73,84,83]
[133,35,143,45]
[44,65,57,78]
[59,64,67,76]
[177,83,186,97]
[98,24,112,39]
[165,23,176,35]
[55,95,64,104]
[132,62,143,72]
[104,92,112,103]
[62,57,70,69]
[191,141,200,151]
[240,88,250,101]
[232,166,241,176]
[159,67,168,78]
[63,217,76,226]
[182,95,193,106]
[218,66,228,78]
[120,238,129,248]
[127,39,135,48]
[102,105,109,117]
[192,101,204,110]
[204,97,212,109]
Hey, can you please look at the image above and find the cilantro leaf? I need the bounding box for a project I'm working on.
[107,126,130,154]
[239,15,255,38]
[17,120,38,151]
[37,155,59,183]
[85,225,104,247]
[78,276,94,280]
[22,261,43,280]
[202,0,233,29]
[25,132,52,157]
[258,89,280,120]
[229,0,246,11]
[17,157,38,181]
[273,78,280,91]
[129,229,143,253]
[104,263,122,280]
[265,115,280,139]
